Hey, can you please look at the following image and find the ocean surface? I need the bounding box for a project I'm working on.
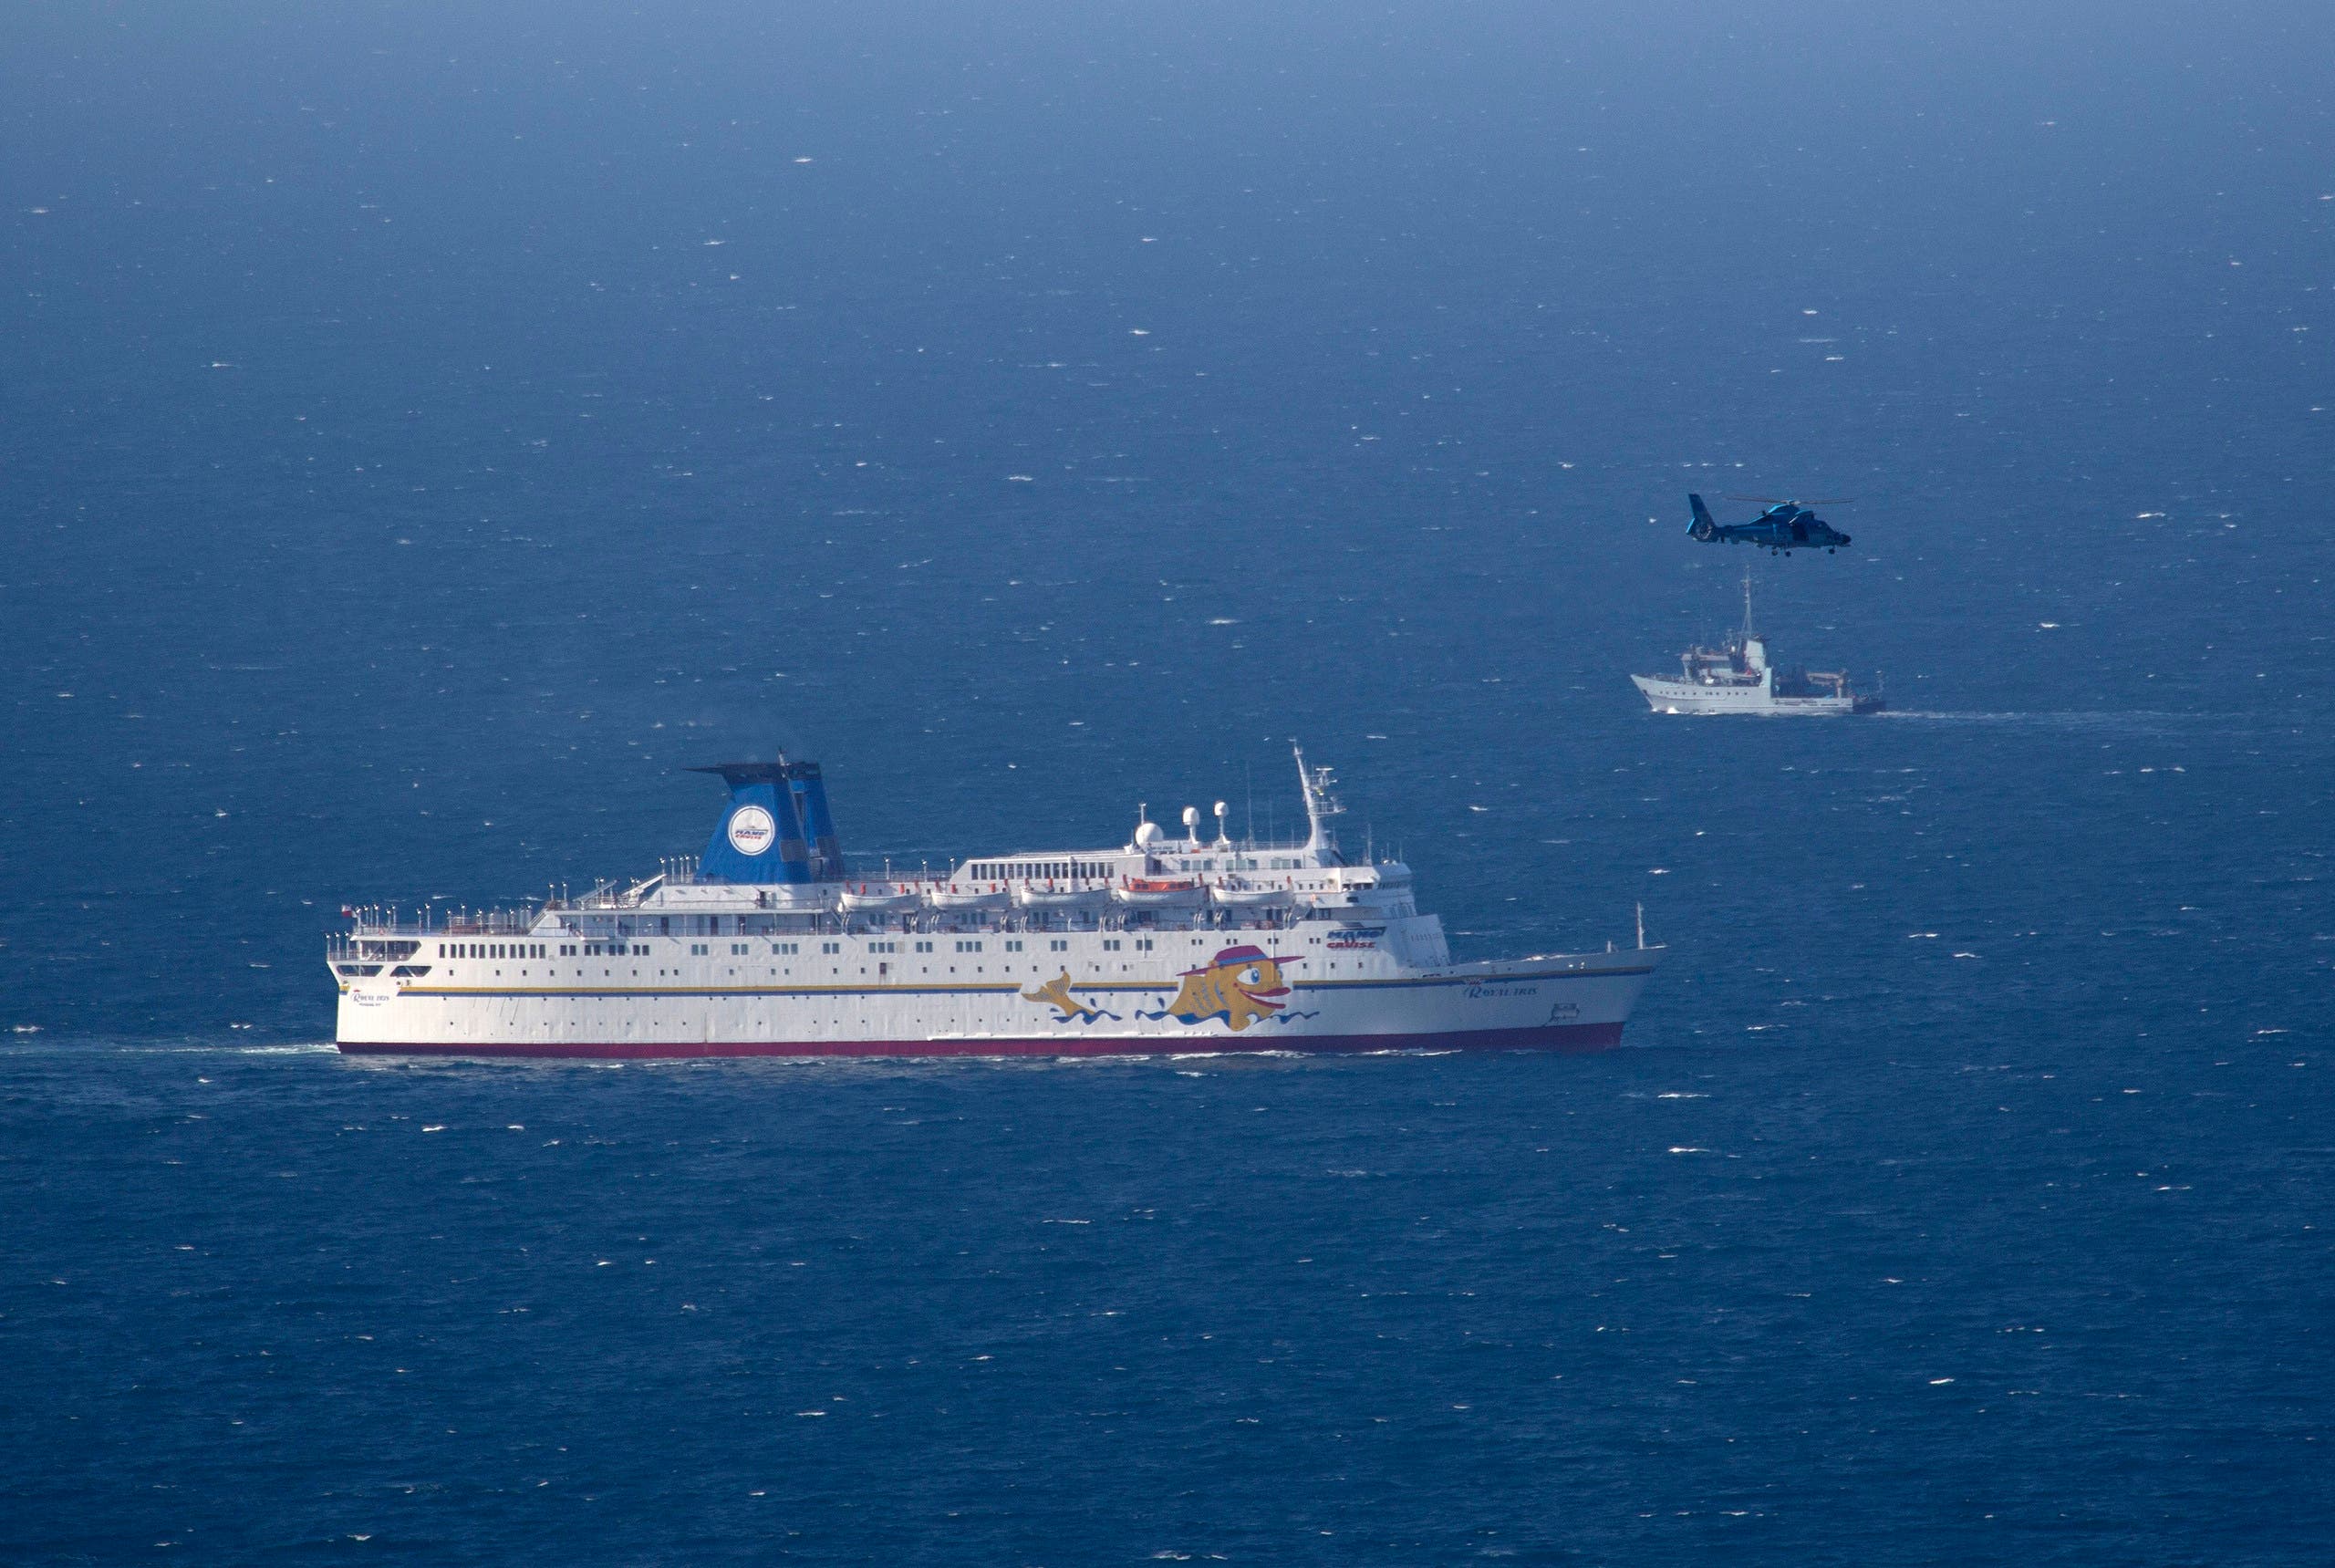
[5,3,2331,1561]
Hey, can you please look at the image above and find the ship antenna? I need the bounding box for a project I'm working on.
[1742,566,1754,640]
[1636,901,1646,950]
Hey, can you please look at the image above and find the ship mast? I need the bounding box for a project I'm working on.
[1742,566,1755,641]
[1292,745,1344,862]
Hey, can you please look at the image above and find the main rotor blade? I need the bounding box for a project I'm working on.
[1724,493,1857,506]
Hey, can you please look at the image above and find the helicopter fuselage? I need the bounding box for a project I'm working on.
[1686,496,1852,553]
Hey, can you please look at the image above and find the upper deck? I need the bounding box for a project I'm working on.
[330,748,1426,956]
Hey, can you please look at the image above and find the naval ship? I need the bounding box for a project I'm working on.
[327,750,1659,1058]
[1632,572,1884,716]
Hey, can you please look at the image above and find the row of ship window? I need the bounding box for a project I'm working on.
[960,857,1310,879]
[965,860,1114,881]
[555,913,1316,938]
[431,935,1174,968]
[671,939,1104,957]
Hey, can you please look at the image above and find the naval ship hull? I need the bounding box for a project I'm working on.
[1632,571,1881,715]
[335,951,1655,1060]
[1630,674,1875,715]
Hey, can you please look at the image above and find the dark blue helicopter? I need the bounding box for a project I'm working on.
[1687,493,1853,554]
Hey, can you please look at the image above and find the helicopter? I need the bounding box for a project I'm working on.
[1686,493,1853,554]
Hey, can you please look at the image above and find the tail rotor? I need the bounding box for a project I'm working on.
[1686,493,1718,541]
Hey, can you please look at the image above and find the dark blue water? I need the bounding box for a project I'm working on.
[5,4,2331,1561]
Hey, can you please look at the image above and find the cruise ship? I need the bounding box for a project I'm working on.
[328,750,1659,1058]
[1632,572,1884,716]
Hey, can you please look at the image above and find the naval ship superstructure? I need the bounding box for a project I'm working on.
[328,750,1659,1058]
[1632,572,1884,716]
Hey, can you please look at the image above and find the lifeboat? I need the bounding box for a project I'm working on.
[1209,878,1293,909]
[1013,880,1109,911]
[1111,876,1207,909]
[838,882,919,913]
[927,881,1010,910]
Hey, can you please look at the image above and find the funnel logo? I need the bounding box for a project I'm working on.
[726,804,776,857]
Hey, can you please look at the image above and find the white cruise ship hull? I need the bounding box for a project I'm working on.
[329,747,1661,1060]
[335,942,1656,1059]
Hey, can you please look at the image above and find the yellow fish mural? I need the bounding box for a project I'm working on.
[1023,971,1104,1023]
[1162,945,1301,1032]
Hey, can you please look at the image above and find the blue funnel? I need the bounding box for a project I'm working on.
[691,763,814,884]
[793,766,845,881]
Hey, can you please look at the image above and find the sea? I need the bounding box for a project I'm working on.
[4,4,2330,1562]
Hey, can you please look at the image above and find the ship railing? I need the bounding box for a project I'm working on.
[335,908,542,940]
[811,906,1310,939]
[337,890,1327,947]
[666,908,1319,940]
[439,912,543,934]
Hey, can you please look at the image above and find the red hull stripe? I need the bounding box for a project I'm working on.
[337,1022,1626,1060]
